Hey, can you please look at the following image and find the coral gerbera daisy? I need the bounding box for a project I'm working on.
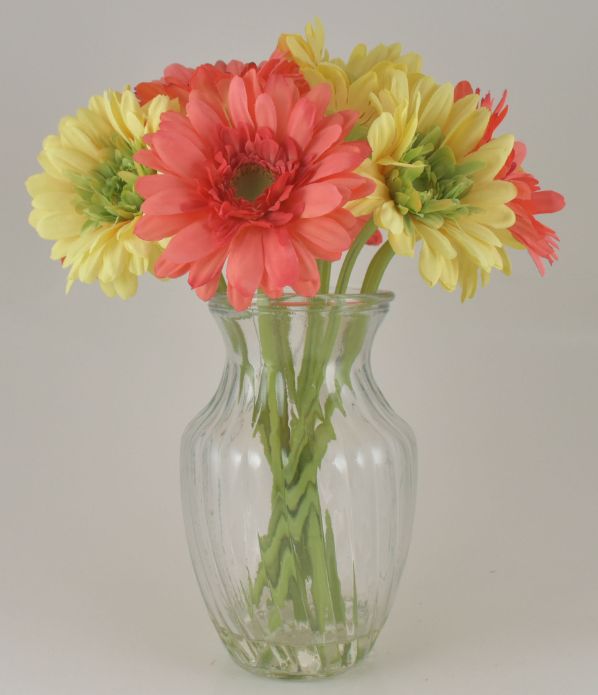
[134,71,373,310]
[498,142,564,274]
[455,81,565,279]
[136,56,308,111]
[349,71,518,299]
[26,89,175,298]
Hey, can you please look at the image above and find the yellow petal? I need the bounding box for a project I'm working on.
[444,108,490,160]
[30,191,75,212]
[419,241,442,286]
[377,200,403,235]
[60,122,103,161]
[26,173,72,197]
[50,238,76,260]
[495,228,525,250]
[463,180,517,208]
[78,248,104,283]
[460,221,502,246]
[469,203,516,229]
[128,254,149,276]
[29,210,84,240]
[285,35,318,67]
[388,69,410,104]
[498,247,512,275]
[44,146,98,175]
[368,112,397,162]
[464,134,515,183]
[347,71,379,115]
[443,93,479,136]
[144,95,173,132]
[439,256,459,292]
[445,221,498,272]
[99,280,117,298]
[415,221,457,259]
[395,109,418,160]
[417,82,453,133]
[114,272,138,299]
[99,239,127,282]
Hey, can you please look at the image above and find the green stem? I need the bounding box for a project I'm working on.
[335,219,376,294]
[361,240,395,293]
[252,303,350,630]
[249,283,377,649]
[217,274,227,293]
[317,260,331,294]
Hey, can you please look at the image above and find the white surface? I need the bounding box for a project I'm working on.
[1,0,597,693]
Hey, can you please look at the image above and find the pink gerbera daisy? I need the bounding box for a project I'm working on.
[134,70,373,310]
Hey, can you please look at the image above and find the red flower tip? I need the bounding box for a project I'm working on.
[366,229,383,246]
[455,80,508,146]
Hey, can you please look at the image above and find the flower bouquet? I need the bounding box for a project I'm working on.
[27,19,564,679]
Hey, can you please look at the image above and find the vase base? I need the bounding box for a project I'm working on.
[217,626,379,679]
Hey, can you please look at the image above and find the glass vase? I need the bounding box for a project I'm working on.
[180,292,417,678]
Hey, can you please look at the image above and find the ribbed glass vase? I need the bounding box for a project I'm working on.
[180,292,417,678]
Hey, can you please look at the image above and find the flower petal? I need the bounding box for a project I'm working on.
[227,76,254,133]
[262,228,299,288]
[226,227,264,297]
[290,183,343,218]
[291,239,320,296]
[134,212,200,241]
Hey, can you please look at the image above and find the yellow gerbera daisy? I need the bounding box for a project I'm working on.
[349,71,517,299]
[278,19,422,129]
[26,89,175,299]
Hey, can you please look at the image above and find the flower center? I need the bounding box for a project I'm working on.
[385,127,484,223]
[231,163,275,202]
[72,137,147,230]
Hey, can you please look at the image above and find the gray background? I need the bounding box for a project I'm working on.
[1,0,597,693]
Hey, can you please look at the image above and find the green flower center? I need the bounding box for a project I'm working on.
[231,163,275,201]
[386,127,484,227]
[73,137,149,231]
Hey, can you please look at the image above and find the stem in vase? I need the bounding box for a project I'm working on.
[251,304,358,635]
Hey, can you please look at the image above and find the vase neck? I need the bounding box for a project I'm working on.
[209,294,391,402]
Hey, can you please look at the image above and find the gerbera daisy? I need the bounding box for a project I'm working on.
[498,143,564,274]
[136,56,308,111]
[134,70,373,310]
[26,89,175,298]
[277,19,422,129]
[136,63,196,108]
[455,81,564,278]
[349,71,518,299]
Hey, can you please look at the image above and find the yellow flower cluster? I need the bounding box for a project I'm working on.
[279,19,422,130]
[27,89,174,298]
[280,21,518,299]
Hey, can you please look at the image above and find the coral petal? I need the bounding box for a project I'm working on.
[135,212,200,241]
[226,228,264,296]
[228,76,254,132]
[263,228,299,287]
[158,219,215,262]
[530,190,565,214]
[290,183,343,218]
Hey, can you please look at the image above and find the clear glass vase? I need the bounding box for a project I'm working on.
[180,292,417,678]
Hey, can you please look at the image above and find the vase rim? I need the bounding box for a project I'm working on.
[209,289,395,316]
